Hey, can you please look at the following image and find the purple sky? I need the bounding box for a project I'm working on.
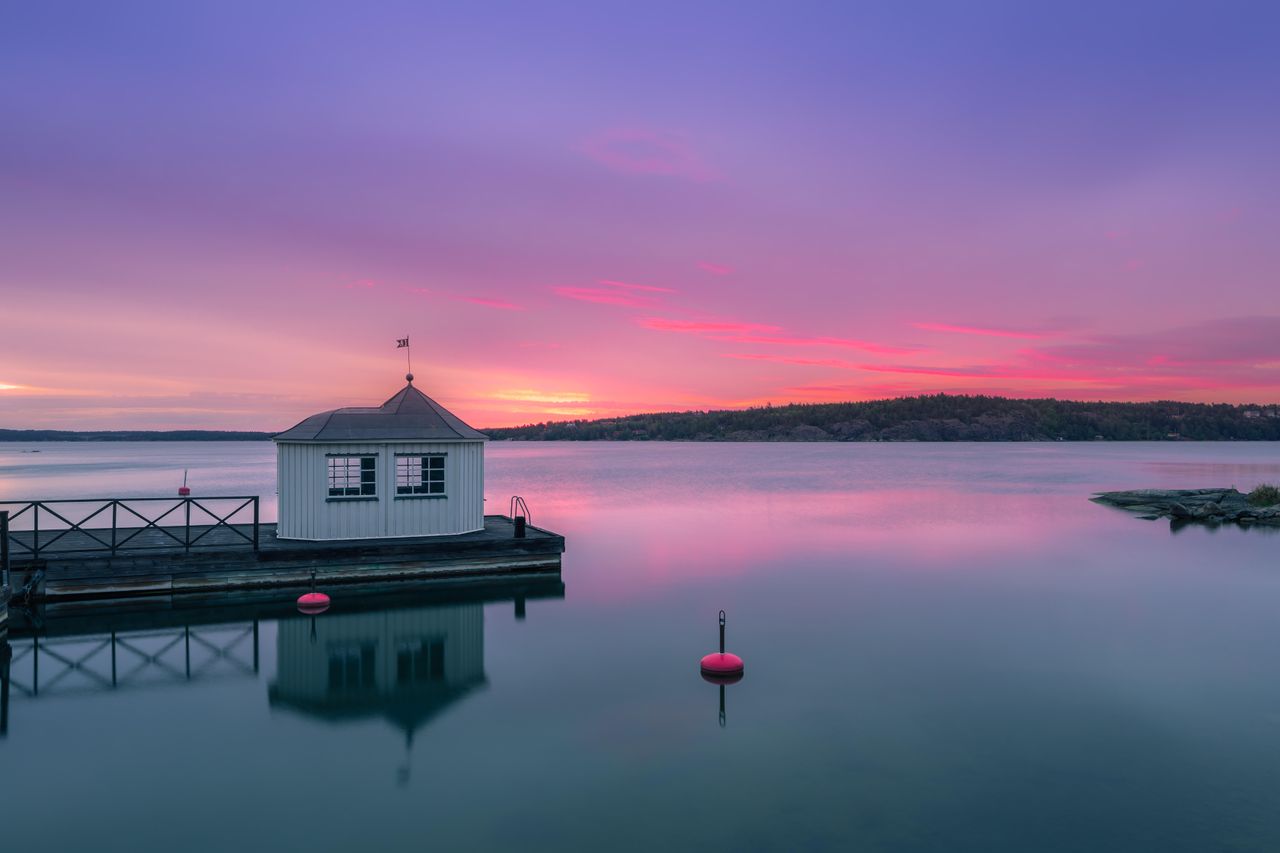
[2,1,1278,429]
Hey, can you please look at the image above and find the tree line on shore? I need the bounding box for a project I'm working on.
[485,395,1280,442]
[3,395,1278,442]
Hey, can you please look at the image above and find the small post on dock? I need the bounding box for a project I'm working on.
[2,509,11,592]
[1,510,9,648]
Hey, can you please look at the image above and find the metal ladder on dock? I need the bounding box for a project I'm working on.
[509,496,531,538]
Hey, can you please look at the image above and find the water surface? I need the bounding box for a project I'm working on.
[3,441,1280,852]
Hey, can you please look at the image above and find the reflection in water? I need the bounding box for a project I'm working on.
[2,623,260,702]
[1,579,564,750]
[269,604,487,785]
[1,638,10,737]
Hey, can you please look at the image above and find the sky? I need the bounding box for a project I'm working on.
[2,1,1279,430]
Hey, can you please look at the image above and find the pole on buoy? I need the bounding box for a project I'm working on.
[178,469,190,497]
[700,609,744,726]
[700,610,744,677]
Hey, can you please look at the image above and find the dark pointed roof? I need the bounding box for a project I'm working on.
[274,377,487,442]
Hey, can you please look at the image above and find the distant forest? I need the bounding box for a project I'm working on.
[4,396,1280,443]
[0,429,272,442]
[485,396,1280,442]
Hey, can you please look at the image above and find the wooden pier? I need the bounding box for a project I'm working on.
[1,498,563,603]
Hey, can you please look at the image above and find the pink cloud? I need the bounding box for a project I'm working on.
[553,286,657,307]
[580,128,717,181]
[404,286,523,310]
[1033,317,1280,369]
[597,279,678,294]
[696,261,733,276]
[847,318,1280,396]
[913,322,1052,339]
[457,296,524,310]
[719,334,917,355]
[722,353,855,368]
[857,363,1115,383]
[638,317,781,335]
[343,279,377,290]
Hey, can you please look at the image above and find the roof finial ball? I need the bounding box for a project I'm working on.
[406,373,414,384]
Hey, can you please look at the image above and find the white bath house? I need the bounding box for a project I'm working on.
[273,374,487,541]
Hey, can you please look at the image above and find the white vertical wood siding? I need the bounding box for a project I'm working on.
[276,440,484,540]
[270,604,485,703]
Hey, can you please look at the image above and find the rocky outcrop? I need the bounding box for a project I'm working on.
[1091,488,1280,526]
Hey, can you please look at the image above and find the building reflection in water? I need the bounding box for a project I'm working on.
[269,603,488,783]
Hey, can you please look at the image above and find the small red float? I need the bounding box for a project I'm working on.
[297,591,330,614]
[700,652,745,679]
[178,469,191,496]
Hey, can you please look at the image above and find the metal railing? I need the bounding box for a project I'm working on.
[0,496,260,559]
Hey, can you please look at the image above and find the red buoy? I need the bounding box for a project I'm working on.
[297,591,330,614]
[700,654,744,684]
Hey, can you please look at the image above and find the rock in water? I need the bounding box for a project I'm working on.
[1092,488,1280,527]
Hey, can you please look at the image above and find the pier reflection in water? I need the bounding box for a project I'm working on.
[0,578,563,748]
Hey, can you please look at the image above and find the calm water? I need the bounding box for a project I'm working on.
[3,441,1280,852]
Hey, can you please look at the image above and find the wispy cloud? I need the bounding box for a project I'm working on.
[639,317,781,335]
[597,279,678,294]
[696,261,733,276]
[455,296,524,311]
[913,322,1053,339]
[404,287,524,310]
[492,389,592,404]
[640,316,914,356]
[720,334,917,355]
[722,353,855,368]
[855,317,1280,397]
[580,128,717,182]
[553,286,659,307]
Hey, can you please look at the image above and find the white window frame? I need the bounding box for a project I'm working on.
[326,454,378,499]
[395,453,447,498]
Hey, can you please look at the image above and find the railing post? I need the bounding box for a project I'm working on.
[252,497,259,552]
[111,501,118,557]
[32,504,39,560]
[184,498,191,553]
[1,510,9,591]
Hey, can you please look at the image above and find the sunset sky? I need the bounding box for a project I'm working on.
[3,1,1279,430]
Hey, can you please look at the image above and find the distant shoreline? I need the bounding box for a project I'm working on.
[5,395,1280,443]
[0,430,273,442]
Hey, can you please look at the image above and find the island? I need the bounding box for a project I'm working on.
[1092,486,1280,526]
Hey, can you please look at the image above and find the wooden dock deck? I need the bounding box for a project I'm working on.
[5,515,564,602]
